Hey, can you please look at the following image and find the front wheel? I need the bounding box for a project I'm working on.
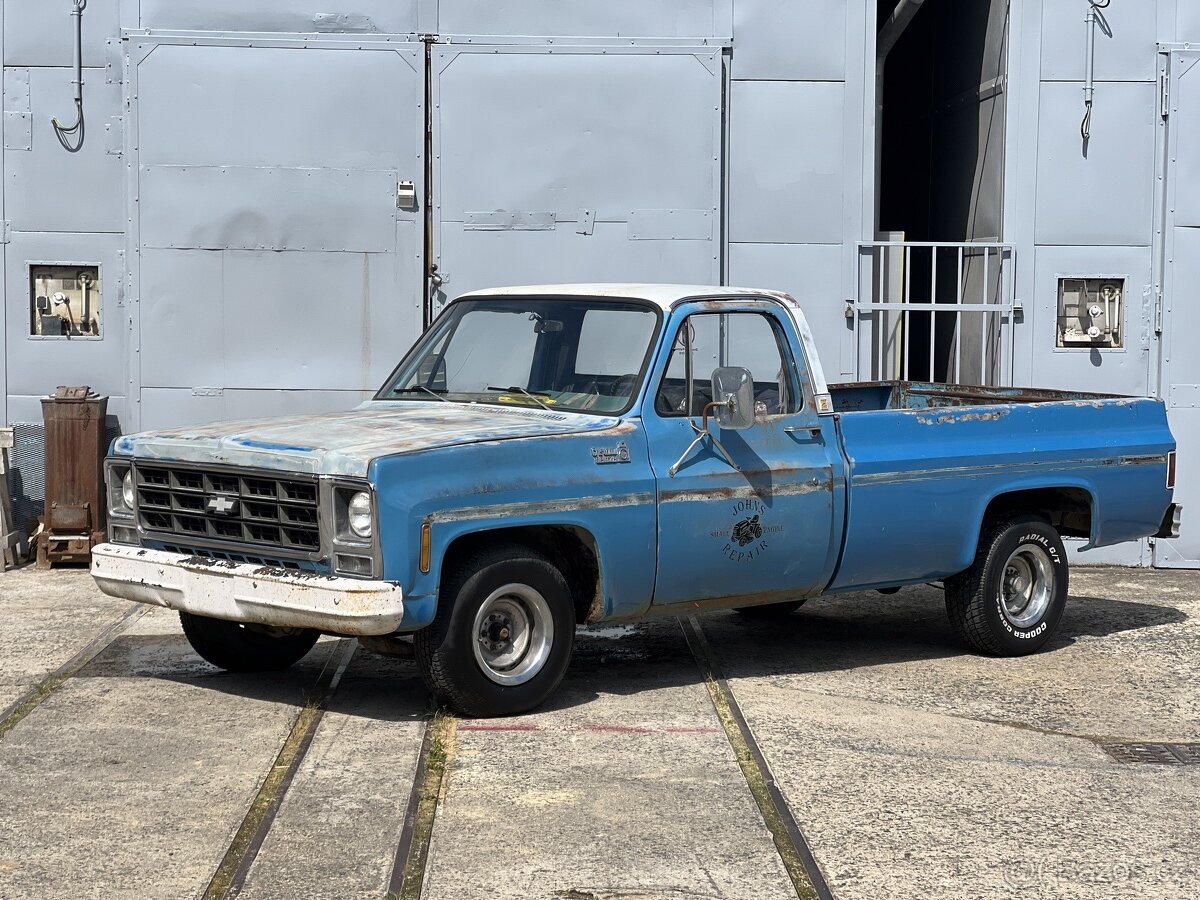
[945,516,1068,656]
[179,612,320,672]
[414,544,575,717]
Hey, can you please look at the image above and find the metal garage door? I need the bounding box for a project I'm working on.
[429,43,725,313]
[1157,49,1200,567]
[126,34,425,430]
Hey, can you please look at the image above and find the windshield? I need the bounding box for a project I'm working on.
[376,297,661,414]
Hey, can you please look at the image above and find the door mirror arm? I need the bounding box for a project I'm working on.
[668,398,742,477]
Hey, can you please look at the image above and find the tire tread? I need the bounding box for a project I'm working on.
[945,515,1057,656]
[179,612,319,672]
[414,542,569,717]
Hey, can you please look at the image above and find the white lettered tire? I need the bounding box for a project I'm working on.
[945,516,1068,656]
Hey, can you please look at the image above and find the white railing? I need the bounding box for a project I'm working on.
[850,241,1016,386]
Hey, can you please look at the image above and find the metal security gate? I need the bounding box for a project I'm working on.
[429,42,726,313]
[851,241,1016,386]
[124,34,426,431]
[1156,48,1200,567]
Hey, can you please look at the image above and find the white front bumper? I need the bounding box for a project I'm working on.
[91,544,405,636]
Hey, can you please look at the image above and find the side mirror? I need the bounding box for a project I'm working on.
[712,367,755,430]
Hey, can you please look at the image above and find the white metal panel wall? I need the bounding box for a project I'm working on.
[1015,1,1158,425]
[137,1,420,34]
[1030,244,1154,396]
[1040,0,1159,82]
[1028,77,1157,401]
[1004,0,1164,565]
[731,0,846,81]
[727,0,871,380]
[2,0,127,429]
[1157,50,1200,566]
[436,1,724,38]
[3,231,126,425]
[3,0,122,67]
[128,39,424,429]
[431,46,724,306]
[1182,5,1200,41]
[1033,81,1158,248]
[3,69,123,232]
[1,0,6,426]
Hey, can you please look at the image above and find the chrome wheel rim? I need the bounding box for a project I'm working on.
[471,583,554,686]
[1000,543,1054,628]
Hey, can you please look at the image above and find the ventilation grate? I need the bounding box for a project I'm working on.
[1101,742,1200,765]
[4,420,120,532]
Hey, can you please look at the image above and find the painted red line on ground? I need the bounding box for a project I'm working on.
[457,723,542,731]
[457,723,722,735]
[582,724,721,735]
[582,724,658,734]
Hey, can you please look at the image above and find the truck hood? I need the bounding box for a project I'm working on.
[112,401,621,477]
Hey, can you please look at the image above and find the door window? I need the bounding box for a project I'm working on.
[655,312,802,417]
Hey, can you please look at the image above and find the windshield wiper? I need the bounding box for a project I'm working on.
[485,385,553,411]
[391,385,448,402]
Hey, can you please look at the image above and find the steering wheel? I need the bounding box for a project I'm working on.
[610,373,637,399]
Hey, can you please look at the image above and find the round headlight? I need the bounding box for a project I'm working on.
[348,491,373,539]
[121,471,135,510]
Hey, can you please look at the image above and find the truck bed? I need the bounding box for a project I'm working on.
[822,381,1174,593]
[829,381,1121,413]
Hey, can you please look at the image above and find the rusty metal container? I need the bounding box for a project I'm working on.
[37,386,108,568]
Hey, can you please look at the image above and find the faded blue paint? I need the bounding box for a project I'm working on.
[374,419,656,629]
[641,299,844,611]
[232,439,319,453]
[110,402,620,477]
[102,290,1178,633]
[827,393,1174,591]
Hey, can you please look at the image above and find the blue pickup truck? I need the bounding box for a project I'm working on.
[92,285,1180,716]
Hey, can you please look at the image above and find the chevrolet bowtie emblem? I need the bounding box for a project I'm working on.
[207,494,238,516]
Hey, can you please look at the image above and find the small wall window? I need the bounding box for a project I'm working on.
[1057,277,1123,349]
[29,265,101,338]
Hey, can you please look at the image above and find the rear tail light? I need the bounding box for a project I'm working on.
[1167,450,1177,489]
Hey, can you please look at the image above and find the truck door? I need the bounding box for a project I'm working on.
[643,300,843,608]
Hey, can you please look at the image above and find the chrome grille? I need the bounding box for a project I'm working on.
[135,464,321,555]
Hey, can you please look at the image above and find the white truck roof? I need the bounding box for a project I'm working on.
[455,283,829,399]
[456,283,800,311]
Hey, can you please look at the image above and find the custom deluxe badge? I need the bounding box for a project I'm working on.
[591,441,631,464]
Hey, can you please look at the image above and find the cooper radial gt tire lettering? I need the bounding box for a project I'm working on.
[179,612,320,672]
[414,543,575,718]
[944,516,1069,656]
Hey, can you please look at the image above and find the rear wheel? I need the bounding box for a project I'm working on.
[179,612,320,672]
[732,599,807,619]
[415,544,575,717]
[945,516,1068,656]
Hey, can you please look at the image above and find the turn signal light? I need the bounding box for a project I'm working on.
[1168,451,1177,489]
[419,523,432,573]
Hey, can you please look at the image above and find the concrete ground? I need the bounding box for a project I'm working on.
[0,566,1197,899]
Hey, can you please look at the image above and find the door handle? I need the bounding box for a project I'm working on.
[784,425,823,438]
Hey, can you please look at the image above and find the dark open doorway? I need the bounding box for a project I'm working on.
[875,0,1010,382]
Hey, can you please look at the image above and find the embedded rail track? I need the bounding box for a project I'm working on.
[0,605,829,900]
[0,603,148,739]
[4,566,1199,898]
